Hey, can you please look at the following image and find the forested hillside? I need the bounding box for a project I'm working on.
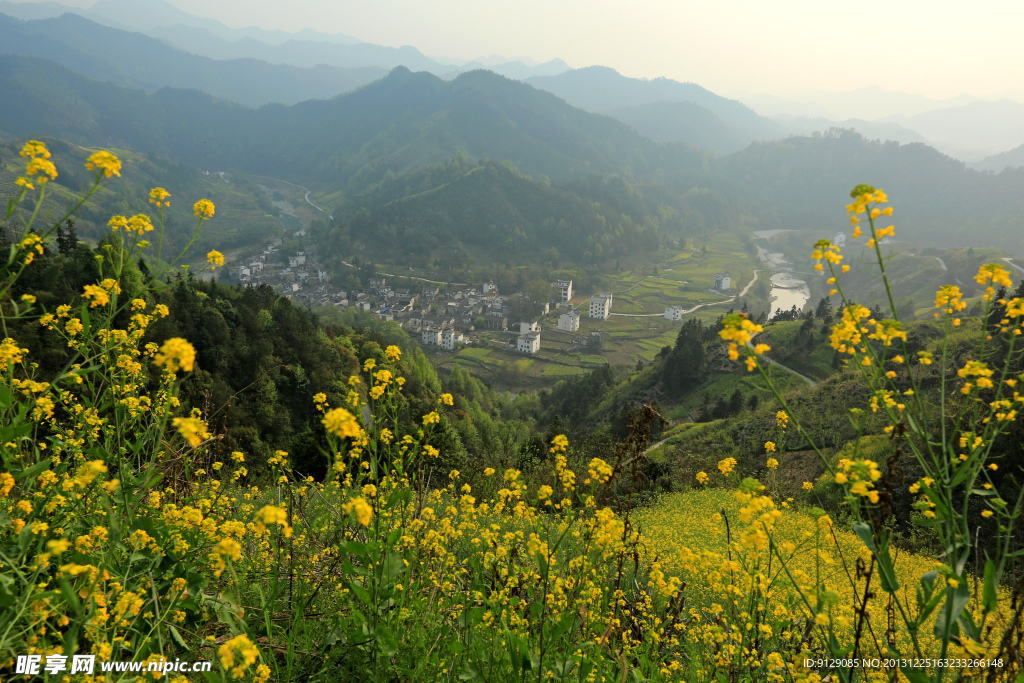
[3,55,1022,254]
[715,128,1024,252]
[0,55,701,194]
[0,137,277,255]
[320,160,661,266]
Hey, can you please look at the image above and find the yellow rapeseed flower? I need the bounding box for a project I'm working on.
[172,417,210,447]
[218,634,258,679]
[82,285,110,308]
[194,199,216,219]
[127,214,154,235]
[20,140,51,159]
[149,187,171,207]
[154,338,196,373]
[323,407,362,439]
[207,250,225,269]
[85,150,122,178]
[343,496,373,526]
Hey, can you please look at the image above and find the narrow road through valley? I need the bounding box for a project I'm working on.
[1002,257,1024,275]
[738,269,759,297]
[337,260,468,287]
[609,270,758,318]
[747,341,818,387]
[253,175,333,220]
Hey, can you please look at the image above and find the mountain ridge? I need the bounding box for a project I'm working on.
[0,12,388,107]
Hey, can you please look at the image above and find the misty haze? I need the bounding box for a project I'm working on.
[1,1,1023,682]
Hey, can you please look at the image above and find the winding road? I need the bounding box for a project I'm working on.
[253,175,333,220]
[337,260,468,287]
[1003,257,1024,275]
[747,341,818,387]
[608,270,759,318]
[934,256,966,286]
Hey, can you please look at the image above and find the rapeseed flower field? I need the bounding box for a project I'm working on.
[1,146,1022,682]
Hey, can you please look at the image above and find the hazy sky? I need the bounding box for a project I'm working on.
[14,0,1024,100]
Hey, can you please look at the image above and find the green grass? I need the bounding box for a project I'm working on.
[541,364,589,377]
[761,320,838,380]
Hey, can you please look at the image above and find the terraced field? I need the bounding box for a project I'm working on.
[433,233,765,388]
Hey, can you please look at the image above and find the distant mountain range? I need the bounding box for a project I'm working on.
[738,87,1024,161]
[0,12,387,107]
[881,100,1024,161]
[1,53,1021,255]
[527,66,785,153]
[772,117,928,146]
[973,143,1024,173]
[8,1,1020,160]
[0,55,700,192]
[0,0,570,81]
[738,87,977,121]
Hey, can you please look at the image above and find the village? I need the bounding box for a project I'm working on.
[224,235,746,365]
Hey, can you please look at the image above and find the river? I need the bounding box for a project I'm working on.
[753,230,811,316]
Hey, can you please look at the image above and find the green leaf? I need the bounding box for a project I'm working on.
[900,666,932,683]
[343,541,369,558]
[0,572,17,608]
[982,560,998,613]
[349,583,372,606]
[933,583,971,641]
[15,458,51,482]
[383,552,406,581]
[458,662,481,680]
[57,577,82,613]
[876,542,901,593]
[853,522,876,552]
[551,658,577,678]
[168,625,190,651]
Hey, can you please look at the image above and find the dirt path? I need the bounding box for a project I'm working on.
[738,269,760,297]
[337,260,468,287]
[747,340,817,387]
[252,175,332,220]
[1002,257,1024,275]
[609,270,758,318]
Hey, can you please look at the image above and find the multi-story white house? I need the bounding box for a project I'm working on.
[558,310,581,332]
[517,332,541,354]
[441,330,464,351]
[519,321,540,335]
[589,293,613,320]
[555,279,573,302]
[714,273,732,291]
[421,328,442,345]
[665,305,685,321]
[833,231,847,248]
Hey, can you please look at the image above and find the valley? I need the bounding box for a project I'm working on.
[1,3,1023,681]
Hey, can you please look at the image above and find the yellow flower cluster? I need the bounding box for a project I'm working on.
[718,313,764,371]
[154,337,196,374]
[834,458,882,504]
[193,199,216,219]
[149,186,171,207]
[207,250,225,269]
[172,416,211,447]
[323,407,363,439]
[85,150,122,178]
[958,359,995,395]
